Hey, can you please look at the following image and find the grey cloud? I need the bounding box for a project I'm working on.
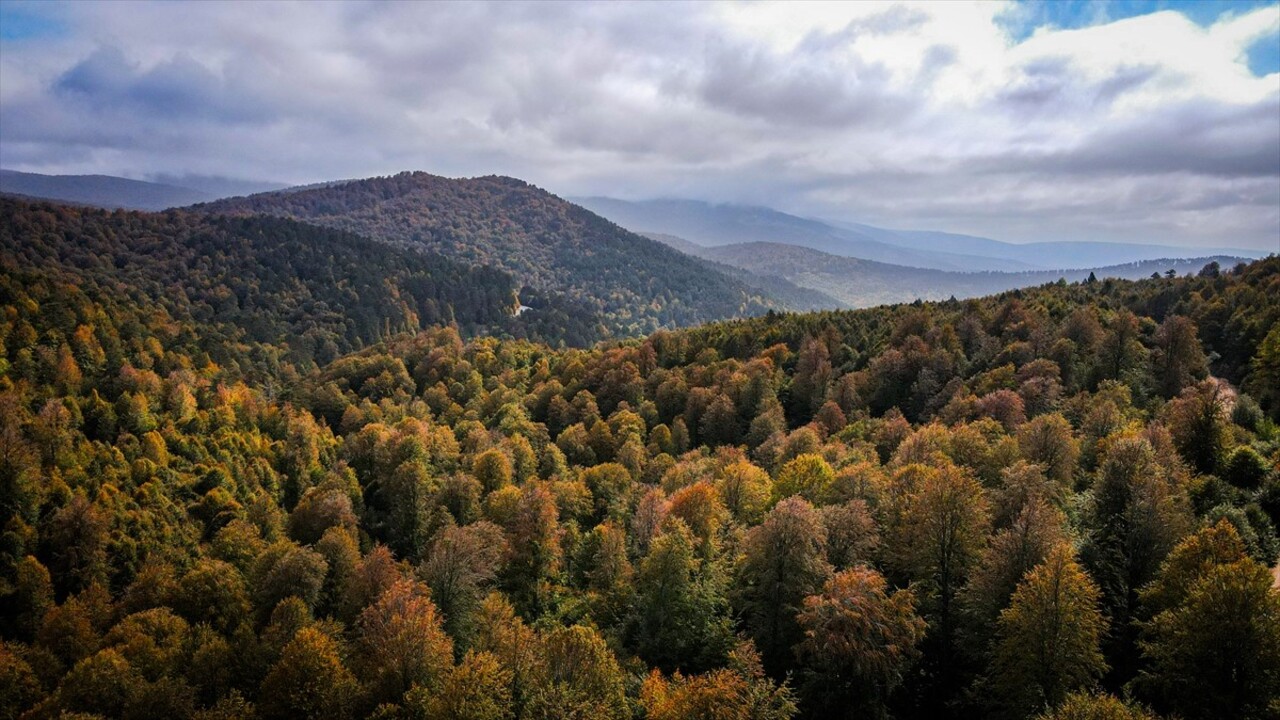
[976,97,1280,178]
[0,1,1275,251]
[57,47,274,123]
[695,41,919,128]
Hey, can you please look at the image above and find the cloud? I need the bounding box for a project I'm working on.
[0,0,1276,250]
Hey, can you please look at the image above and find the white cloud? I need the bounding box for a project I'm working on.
[0,0,1276,250]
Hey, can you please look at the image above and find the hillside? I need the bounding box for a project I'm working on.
[0,169,217,211]
[0,197,601,373]
[577,196,1266,272]
[691,240,1255,307]
[196,172,791,336]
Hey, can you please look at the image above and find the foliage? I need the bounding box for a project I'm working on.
[1,199,1277,720]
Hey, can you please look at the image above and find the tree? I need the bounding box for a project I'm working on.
[736,497,832,676]
[418,521,507,648]
[888,463,989,632]
[795,566,926,719]
[525,625,628,720]
[640,642,797,720]
[1082,435,1191,677]
[1245,324,1280,417]
[668,481,728,548]
[472,449,513,493]
[412,650,513,720]
[250,541,329,620]
[774,454,835,505]
[991,545,1108,718]
[1017,413,1080,489]
[719,459,774,525]
[259,627,358,720]
[629,522,734,672]
[962,497,1068,641]
[788,336,832,422]
[1134,522,1280,720]
[1163,379,1229,474]
[355,578,454,706]
[499,483,562,618]
[1151,315,1208,398]
[1035,692,1159,720]
[821,499,880,571]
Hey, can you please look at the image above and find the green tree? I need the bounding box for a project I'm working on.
[991,545,1108,718]
[736,496,832,676]
[1151,315,1208,398]
[629,522,734,672]
[1135,523,1280,720]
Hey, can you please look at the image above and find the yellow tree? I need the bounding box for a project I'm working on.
[992,545,1107,718]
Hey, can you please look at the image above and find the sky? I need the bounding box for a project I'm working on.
[0,0,1277,250]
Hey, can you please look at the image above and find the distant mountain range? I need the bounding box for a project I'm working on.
[574,197,1267,272]
[5,168,1268,329]
[659,237,1252,308]
[0,169,283,211]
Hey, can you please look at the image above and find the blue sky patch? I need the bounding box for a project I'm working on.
[0,4,66,42]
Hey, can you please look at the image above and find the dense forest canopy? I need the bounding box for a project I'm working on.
[1,193,1278,720]
[196,172,790,336]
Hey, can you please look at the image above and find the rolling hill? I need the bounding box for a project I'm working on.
[678,239,1253,308]
[576,196,1267,272]
[0,169,217,211]
[195,172,797,336]
[573,196,1034,272]
[0,196,602,362]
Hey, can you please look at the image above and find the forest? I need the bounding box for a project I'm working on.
[1,195,1278,719]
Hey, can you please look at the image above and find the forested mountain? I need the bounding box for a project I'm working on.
[196,172,791,335]
[0,197,602,368]
[577,196,1266,272]
[2,185,1278,720]
[0,170,217,211]
[685,240,1256,307]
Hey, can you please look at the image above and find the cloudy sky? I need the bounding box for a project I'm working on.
[1,0,1277,250]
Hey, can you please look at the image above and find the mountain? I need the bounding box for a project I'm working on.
[575,196,1267,272]
[573,196,1036,272]
[196,171,797,336]
[0,169,217,210]
[688,240,1253,308]
[841,223,1269,270]
[148,173,288,199]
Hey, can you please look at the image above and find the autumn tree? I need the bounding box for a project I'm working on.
[259,627,358,720]
[355,578,454,706]
[1134,521,1280,720]
[1036,692,1159,720]
[794,566,926,719]
[640,641,797,720]
[991,545,1108,718]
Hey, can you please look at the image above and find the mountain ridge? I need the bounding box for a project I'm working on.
[577,196,1267,272]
